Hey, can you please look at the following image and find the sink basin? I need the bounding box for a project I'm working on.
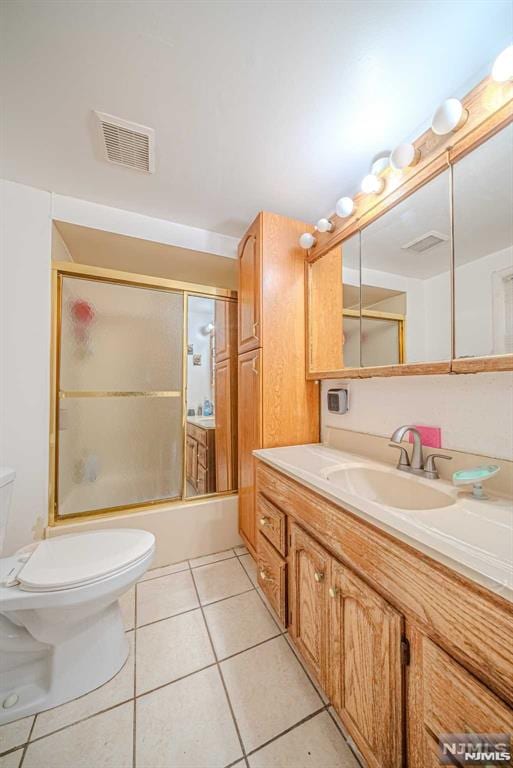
[324,466,456,511]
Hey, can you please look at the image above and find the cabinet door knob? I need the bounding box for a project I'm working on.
[328,586,338,598]
[314,571,324,583]
[259,516,270,527]
[259,569,267,581]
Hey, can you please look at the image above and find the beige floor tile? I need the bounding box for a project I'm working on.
[136,569,198,626]
[193,557,253,605]
[119,586,135,630]
[136,609,214,694]
[189,549,234,568]
[239,552,258,586]
[136,666,242,768]
[248,711,359,767]
[139,561,189,581]
[204,591,280,660]
[0,749,23,768]
[23,702,133,768]
[32,633,135,739]
[234,545,248,556]
[221,636,322,753]
[256,587,286,631]
[285,634,329,704]
[0,716,33,754]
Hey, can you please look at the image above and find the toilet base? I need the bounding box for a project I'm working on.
[0,600,128,725]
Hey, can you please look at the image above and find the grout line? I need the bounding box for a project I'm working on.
[245,704,329,759]
[135,586,255,630]
[216,632,283,665]
[17,714,36,767]
[189,564,249,767]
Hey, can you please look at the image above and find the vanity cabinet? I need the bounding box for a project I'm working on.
[255,458,513,768]
[237,212,319,553]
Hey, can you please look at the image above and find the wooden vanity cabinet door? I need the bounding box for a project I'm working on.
[329,559,404,768]
[237,348,262,549]
[238,220,261,353]
[288,522,330,688]
[407,626,513,768]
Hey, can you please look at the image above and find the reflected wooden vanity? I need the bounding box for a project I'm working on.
[255,458,513,768]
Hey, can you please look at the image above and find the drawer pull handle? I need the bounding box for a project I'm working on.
[259,516,270,527]
[314,571,324,583]
[329,586,338,598]
[259,569,268,581]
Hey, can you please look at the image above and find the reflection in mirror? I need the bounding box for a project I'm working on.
[360,169,451,367]
[185,296,237,498]
[341,234,361,368]
[454,124,513,360]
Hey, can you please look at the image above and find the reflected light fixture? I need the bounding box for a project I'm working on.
[316,218,334,233]
[492,44,513,82]
[335,197,354,218]
[299,232,316,250]
[390,143,421,171]
[431,98,468,136]
[361,173,385,194]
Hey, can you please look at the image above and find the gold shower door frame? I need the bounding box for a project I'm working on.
[49,261,237,525]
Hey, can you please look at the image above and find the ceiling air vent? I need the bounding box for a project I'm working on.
[402,231,448,254]
[95,111,155,173]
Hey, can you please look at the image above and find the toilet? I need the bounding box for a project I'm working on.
[0,467,155,725]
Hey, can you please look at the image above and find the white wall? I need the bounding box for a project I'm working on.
[0,180,52,553]
[321,372,513,461]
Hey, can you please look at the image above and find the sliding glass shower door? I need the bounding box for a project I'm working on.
[56,276,184,517]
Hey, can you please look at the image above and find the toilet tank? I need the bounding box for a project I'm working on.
[0,468,15,556]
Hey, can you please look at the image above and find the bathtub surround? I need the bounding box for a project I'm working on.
[321,373,513,461]
[0,179,240,556]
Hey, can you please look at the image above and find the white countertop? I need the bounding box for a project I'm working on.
[187,416,215,430]
[253,443,513,603]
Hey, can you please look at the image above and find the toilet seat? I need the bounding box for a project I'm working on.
[15,529,155,592]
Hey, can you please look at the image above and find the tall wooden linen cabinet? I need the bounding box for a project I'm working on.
[237,212,319,554]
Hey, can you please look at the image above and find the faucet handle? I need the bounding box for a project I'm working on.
[388,443,410,468]
[424,453,452,479]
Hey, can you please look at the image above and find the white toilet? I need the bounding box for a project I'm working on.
[0,467,155,725]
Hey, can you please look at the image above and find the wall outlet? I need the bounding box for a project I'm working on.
[410,425,441,449]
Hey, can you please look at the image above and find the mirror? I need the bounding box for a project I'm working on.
[360,169,452,367]
[308,234,360,373]
[453,123,513,360]
[185,296,237,497]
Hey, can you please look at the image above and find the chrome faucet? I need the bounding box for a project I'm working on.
[389,425,452,479]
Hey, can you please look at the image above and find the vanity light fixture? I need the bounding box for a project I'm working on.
[431,98,468,136]
[335,196,355,218]
[361,173,385,195]
[390,142,421,171]
[316,218,335,233]
[299,232,316,250]
[492,44,513,82]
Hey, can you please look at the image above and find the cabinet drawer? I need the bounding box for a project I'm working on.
[256,493,287,555]
[257,533,287,626]
[198,442,207,468]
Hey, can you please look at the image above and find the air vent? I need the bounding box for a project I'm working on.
[402,231,448,253]
[95,111,155,173]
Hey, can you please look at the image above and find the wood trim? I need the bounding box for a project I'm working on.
[255,460,513,706]
[307,78,513,263]
[451,354,513,374]
[358,361,451,378]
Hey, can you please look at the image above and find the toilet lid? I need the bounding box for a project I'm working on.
[17,529,155,591]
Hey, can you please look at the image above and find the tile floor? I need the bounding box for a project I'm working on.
[0,546,360,768]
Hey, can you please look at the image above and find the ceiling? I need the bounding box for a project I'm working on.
[55,221,238,289]
[1,1,511,238]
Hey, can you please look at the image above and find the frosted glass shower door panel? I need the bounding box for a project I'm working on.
[60,277,183,392]
[58,396,183,516]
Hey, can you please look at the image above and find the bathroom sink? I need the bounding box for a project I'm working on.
[323,466,455,511]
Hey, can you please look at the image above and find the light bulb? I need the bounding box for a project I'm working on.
[431,98,468,136]
[335,197,354,218]
[299,232,316,250]
[492,44,513,82]
[361,174,385,194]
[316,218,334,233]
[390,143,421,171]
